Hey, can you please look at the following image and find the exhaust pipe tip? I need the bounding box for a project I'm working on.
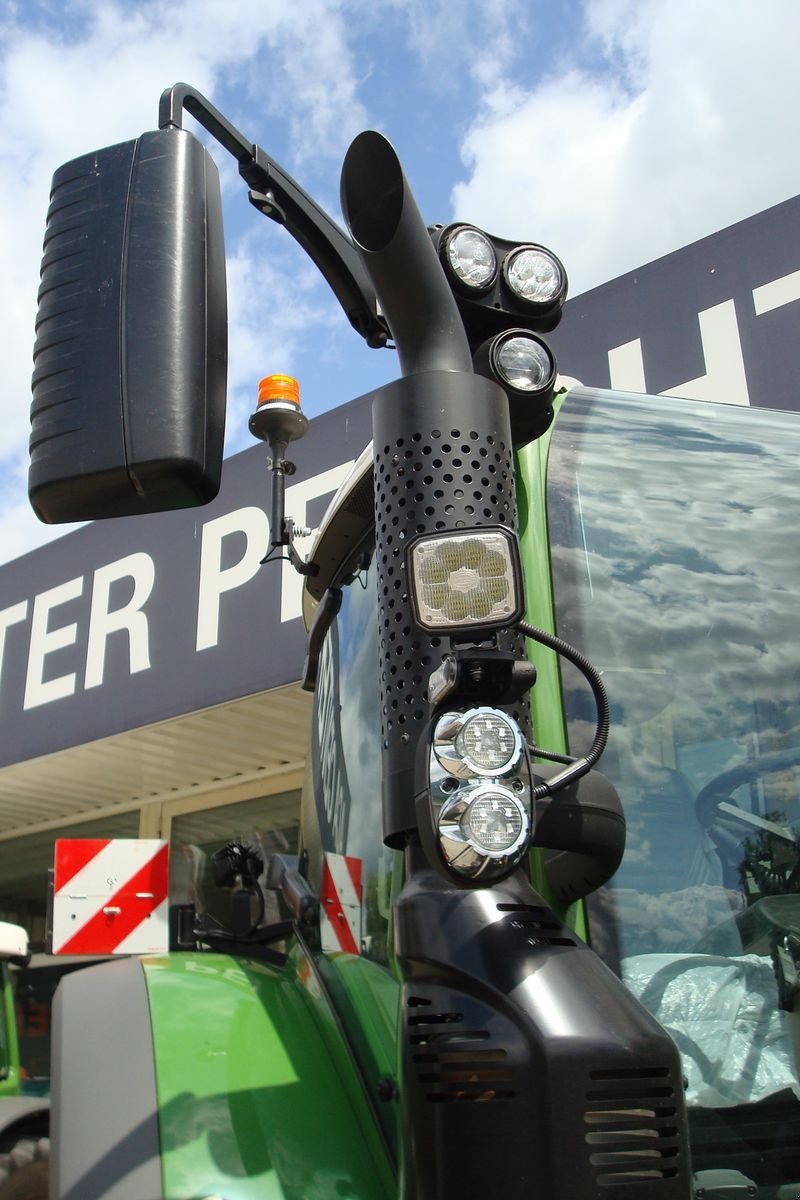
[341,131,471,377]
[341,131,403,254]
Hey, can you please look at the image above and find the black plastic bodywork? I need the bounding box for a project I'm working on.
[532,763,626,905]
[340,128,692,1200]
[394,862,691,1200]
[30,127,227,523]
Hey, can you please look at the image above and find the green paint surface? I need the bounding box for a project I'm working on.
[0,963,21,1095]
[315,952,400,1158]
[143,952,394,1200]
[517,395,588,940]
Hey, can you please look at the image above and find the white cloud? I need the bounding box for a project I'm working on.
[223,228,344,450]
[4,0,800,568]
[451,0,800,295]
[388,0,531,93]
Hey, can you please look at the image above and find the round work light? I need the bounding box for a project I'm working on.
[434,707,524,778]
[462,786,527,853]
[493,334,555,394]
[503,246,565,308]
[442,225,497,292]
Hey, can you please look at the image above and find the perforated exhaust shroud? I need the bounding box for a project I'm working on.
[370,370,531,848]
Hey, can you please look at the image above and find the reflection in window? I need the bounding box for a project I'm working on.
[307,558,393,965]
[548,389,800,1183]
[168,791,299,930]
[304,555,399,1158]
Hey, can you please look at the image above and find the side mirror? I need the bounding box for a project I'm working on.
[532,765,625,904]
[29,127,227,523]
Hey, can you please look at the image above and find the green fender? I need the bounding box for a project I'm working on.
[0,963,22,1097]
[143,950,395,1200]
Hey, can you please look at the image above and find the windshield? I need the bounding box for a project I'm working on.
[548,388,800,1189]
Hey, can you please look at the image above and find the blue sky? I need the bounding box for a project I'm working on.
[1,0,799,563]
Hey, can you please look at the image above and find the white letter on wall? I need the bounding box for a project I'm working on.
[24,578,83,710]
[608,299,750,405]
[196,507,269,651]
[0,601,28,686]
[84,552,156,689]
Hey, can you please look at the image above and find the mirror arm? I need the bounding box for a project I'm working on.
[159,83,388,349]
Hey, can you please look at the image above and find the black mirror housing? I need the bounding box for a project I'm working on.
[30,127,227,523]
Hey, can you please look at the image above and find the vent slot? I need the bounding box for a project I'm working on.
[408,1011,463,1026]
[584,1067,682,1187]
[406,998,515,1103]
[500,904,577,947]
[414,1047,515,1102]
[410,1029,490,1046]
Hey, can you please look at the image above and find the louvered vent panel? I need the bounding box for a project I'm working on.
[406,994,515,1103]
[584,1068,682,1187]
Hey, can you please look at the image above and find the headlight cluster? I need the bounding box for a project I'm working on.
[433,223,563,445]
[429,707,532,882]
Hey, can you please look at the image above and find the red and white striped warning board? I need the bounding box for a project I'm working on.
[319,852,362,955]
[52,839,170,955]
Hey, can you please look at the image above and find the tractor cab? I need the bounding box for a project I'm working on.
[299,383,800,1193]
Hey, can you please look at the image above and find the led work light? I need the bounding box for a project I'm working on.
[406,527,524,636]
[422,706,533,883]
[503,245,565,308]
[434,706,524,778]
[492,332,556,395]
[441,224,497,292]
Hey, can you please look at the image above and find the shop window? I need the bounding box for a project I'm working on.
[0,810,140,951]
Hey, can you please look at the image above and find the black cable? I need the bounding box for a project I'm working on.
[518,619,610,797]
[527,746,576,766]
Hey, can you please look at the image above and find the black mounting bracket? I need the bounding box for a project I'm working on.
[158,83,389,349]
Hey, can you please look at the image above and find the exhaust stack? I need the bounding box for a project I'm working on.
[341,131,472,378]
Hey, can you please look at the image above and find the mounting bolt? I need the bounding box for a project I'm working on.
[376,1076,398,1102]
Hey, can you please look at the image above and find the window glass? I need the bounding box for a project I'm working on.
[169,790,299,930]
[303,556,399,1157]
[548,388,800,1185]
[0,810,140,950]
[14,959,93,1094]
[305,557,393,965]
